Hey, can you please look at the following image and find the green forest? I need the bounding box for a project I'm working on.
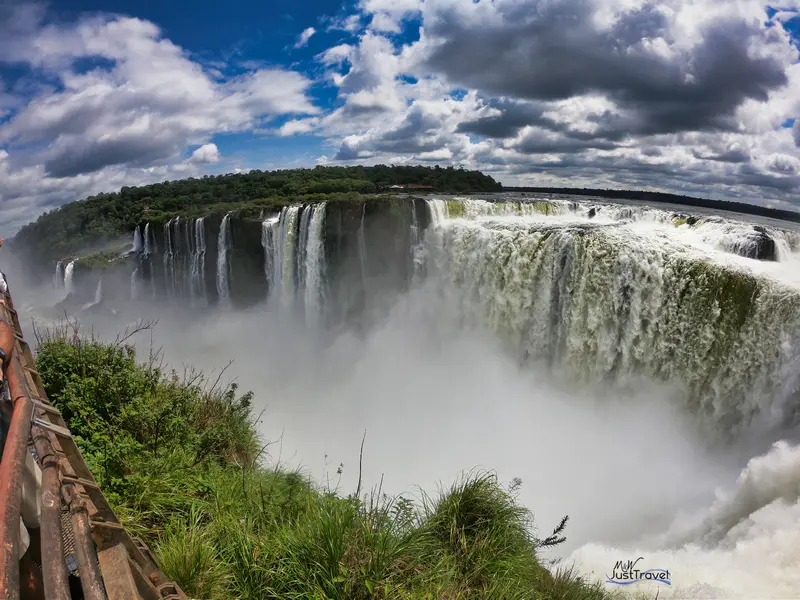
[35,325,617,600]
[11,165,501,271]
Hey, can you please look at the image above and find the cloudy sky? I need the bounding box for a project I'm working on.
[0,0,799,234]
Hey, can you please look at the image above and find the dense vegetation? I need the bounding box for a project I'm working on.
[12,165,501,272]
[35,325,616,600]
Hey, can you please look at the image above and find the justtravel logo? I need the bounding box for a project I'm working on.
[606,557,671,586]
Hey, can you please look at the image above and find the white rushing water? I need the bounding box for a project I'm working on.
[420,197,800,598]
[190,217,207,306]
[216,213,232,304]
[303,204,327,328]
[132,226,143,254]
[53,261,64,290]
[163,217,176,298]
[63,260,75,296]
[261,204,327,324]
[143,223,152,256]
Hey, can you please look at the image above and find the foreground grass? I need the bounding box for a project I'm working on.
[35,324,616,600]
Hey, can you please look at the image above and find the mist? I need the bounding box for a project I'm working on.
[14,266,743,556]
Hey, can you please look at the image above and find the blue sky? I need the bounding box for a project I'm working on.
[0,0,799,234]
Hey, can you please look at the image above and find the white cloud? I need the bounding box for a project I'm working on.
[359,0,423,33]
[189,143,220,164]
[0,7,319,233]
[294,27,316,48]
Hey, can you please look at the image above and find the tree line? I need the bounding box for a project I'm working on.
[12,165,502,272]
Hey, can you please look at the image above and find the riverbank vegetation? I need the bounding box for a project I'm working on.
[35,323,616,600]
[13,165,501,271]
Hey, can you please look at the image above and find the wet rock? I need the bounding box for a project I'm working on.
[745,226,778,262]
[686,216,699,226]
[588,208,597,219]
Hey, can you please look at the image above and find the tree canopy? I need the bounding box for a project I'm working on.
[12,165,502,271]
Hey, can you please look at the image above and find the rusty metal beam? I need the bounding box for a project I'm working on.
[63,485,108,600]
[31,425,71,600]
[0,334,34,600]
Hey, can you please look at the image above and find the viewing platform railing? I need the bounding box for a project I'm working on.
[0,277,186,600]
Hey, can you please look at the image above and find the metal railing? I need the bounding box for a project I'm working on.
[0,278,186,600]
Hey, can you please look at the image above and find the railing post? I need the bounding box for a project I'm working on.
[0,337,35,600]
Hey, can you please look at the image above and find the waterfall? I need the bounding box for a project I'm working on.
[190,217,207,305]
[269,206,300,307]
[163,218,174,297]
[216,213,232,304]
[262,216,279,295]
[303,204,327,327]
[143,223,152,255]
[423,199,800,438]
[131,268,139,301]
[132,226,143,254]
[54,261,64,290]
[64,260,75,295]
[358,203,368,288]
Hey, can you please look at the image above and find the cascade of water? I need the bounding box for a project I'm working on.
[304,203,327,327]
[163,218,174,297]
[143,223,152,255]
[297,205,313,294]
[64,261,75,295]
[216,213,232,304]
[271,206,300,307]
[262,216,279,295]
[132,226,143,254]
[358,203,368,289]
[190,217,207,305]
[423,199,800,438]
[54,261,64,290]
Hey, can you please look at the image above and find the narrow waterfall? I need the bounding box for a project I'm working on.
[262,216,279,295]
[303,204,327,327]
[54,261,64,290]
[273,206,300,307]
[216,213,232,304]
[132,226,143,254]
[163,218,174,297]
[358,203,368,288]
[64,260,75,295]
[143,223,152,255]
[190,217,207,305]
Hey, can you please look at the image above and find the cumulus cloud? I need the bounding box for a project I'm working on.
[189,143,220,164]
[313,0,800,205]
[294,27,316,48]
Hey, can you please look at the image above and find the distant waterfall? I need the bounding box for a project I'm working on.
[143,223,152,255]
[358,203,368,288]
[54,261,64,290]
[132,226,143,254]
[262,204,326,323]
[64,261,75,295]
[163,218,175,297]
[216,213,232,304]
[262,216,279,295]
[303,204,327,327]
[131,269,139,301]
[190,217,207,305]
